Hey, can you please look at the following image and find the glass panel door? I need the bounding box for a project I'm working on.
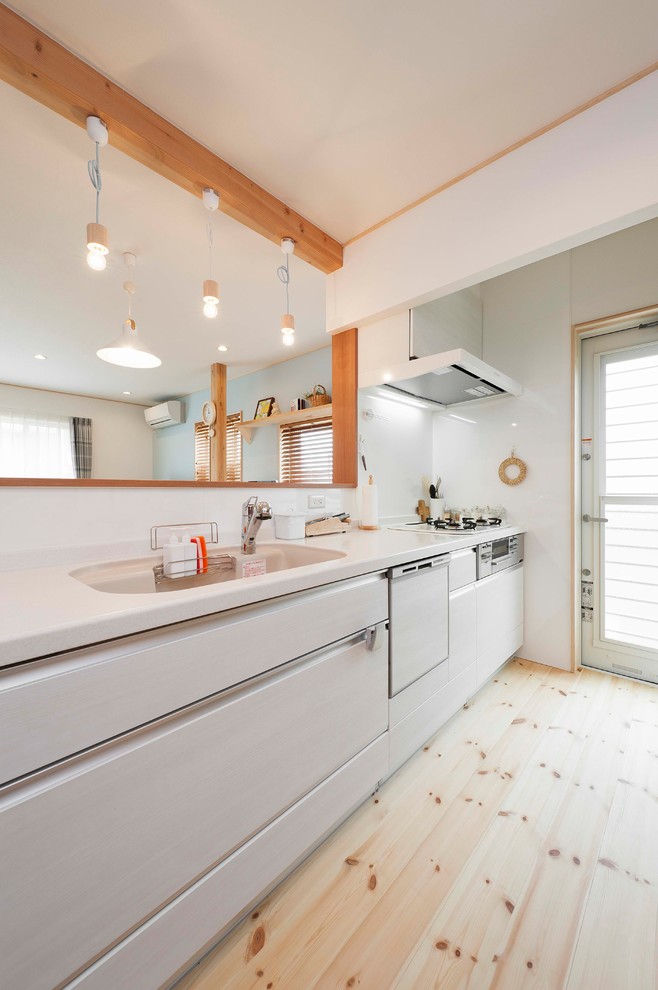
[581,328,658,683]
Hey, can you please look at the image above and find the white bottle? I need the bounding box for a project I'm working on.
[181,531,199,576]
[163,533,185,579]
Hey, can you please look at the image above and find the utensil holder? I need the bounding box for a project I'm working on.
[430,497,445,518]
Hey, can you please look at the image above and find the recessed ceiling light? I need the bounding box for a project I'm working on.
[33,353,47,360]
[122,390,132,395]
[217,345,228,352]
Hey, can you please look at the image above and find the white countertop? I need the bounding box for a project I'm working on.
[0,525,522,665]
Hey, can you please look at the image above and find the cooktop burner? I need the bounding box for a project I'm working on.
[388,517,506,537]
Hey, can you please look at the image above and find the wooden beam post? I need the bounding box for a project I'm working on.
[210,363,227,483]
[0,4,343,275]
[331,328,358,487]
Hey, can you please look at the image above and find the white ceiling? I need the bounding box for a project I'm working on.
[7,0,658,242]
[0,83,328,405]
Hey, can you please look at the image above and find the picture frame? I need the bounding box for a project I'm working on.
[254,396,275,420]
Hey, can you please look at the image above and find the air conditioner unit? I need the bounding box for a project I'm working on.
[144,401,185,429]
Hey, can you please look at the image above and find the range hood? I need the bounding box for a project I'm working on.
[359,348,523,407]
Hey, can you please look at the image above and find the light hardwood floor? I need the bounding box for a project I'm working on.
[175,659,658,990]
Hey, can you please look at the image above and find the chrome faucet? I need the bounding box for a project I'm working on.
[241,496,272,554]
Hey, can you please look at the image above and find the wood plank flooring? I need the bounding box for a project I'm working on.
[175,659,658,990]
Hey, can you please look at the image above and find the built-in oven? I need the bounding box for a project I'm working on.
[477,533,524,579]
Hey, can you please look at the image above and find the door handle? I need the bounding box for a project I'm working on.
[365,626,378,652]
[582,514,608,523]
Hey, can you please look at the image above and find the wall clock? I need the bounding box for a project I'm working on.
[202,400,217,437]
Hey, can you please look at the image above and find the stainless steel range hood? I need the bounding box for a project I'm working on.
[359,347,523,407]
[359,298,522,407]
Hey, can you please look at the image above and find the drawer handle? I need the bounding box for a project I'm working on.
[365,626,378,652]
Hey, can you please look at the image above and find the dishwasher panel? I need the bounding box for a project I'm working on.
[388,556,449,696]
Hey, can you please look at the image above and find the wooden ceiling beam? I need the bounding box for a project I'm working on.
[0,3,343,274]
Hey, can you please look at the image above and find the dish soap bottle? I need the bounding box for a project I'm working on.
[162,532,187,578]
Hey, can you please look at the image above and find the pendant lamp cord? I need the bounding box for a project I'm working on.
[88,142,102,225]
[207,222,214,279]
[277,255,290,313]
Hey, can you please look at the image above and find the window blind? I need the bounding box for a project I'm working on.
[194,421,210,482]
[280,417,333,484]
[226,411,242,482]
[194,413,242,482]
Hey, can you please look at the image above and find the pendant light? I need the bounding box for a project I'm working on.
[85,116,109,271]
[96,253,161,368]
[278,237,295,346]
[202,188,220,318]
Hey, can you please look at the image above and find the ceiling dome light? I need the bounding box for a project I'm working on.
[85,116,109,272]
[201,190,220,318]
[217,344,228,353]
[277,238,296,347]
[97,253,161,368]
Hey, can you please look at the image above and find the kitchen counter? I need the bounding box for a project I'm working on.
[0,525,522,665]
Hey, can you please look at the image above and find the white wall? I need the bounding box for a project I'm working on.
[358,390,434,521]
[0,384,153,479]
[152,348,332,482]
[0,485,356,571]
[433,217,658,670]
[228,348,332,483]
[327,72,658,332]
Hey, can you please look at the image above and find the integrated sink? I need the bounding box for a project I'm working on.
[70,543,347,594]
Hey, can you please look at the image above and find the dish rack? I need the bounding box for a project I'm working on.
[150,521,219,550]
[153,552,236,586]
[150,521,233,586]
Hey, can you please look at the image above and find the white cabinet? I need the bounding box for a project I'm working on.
[0,573,387,784]
[475,564,524,687]
[388,662,475,774]
[389,557,449,696]
[448,546,477,592]
[449,583,477,680]
[387,550,523,776]
[0,579,389,990]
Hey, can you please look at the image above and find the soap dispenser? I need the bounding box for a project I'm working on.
[163,532,186,579]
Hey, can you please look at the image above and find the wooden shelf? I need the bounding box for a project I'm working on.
[237,404,333,444]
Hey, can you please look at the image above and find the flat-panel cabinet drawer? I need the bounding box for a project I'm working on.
[449,584,477,680]
[448,547,477,592]
[476,564,524,656]
[0,572,387,784]
[0,624,388,990]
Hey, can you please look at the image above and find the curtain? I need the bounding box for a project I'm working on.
[0,407,75,478]
[69,417,93,479]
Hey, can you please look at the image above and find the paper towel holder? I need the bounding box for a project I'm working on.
[359,474,380,531]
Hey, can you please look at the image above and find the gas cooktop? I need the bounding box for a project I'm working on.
[388,519,509,539]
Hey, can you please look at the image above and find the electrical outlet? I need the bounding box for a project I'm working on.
[308,494,326,509]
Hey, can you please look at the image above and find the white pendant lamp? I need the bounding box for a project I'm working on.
[97,253,161,368]
[202,188,220,318]
[278,237,296,346]
[86,116,109,271]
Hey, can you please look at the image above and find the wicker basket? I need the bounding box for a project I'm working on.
[307,384,331,407]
